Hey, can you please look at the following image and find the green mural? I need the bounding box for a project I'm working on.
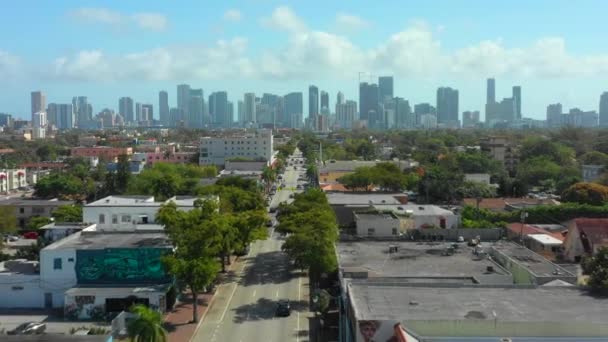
[76,248,171,284]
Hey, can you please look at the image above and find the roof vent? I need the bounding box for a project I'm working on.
[419,206,424,210]
[105,199,110,203]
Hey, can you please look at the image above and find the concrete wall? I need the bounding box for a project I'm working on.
[83,206,160,229]
[407,228,503,241]
[40,247,77,307]
[355,215,400,237]
[0,274,44,308]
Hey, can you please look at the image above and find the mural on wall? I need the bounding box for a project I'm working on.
[76,248,171,284]
[357,320,408,342]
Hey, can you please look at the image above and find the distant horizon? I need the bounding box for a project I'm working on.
[2,1,608,120]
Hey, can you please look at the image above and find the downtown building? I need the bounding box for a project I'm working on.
[47,103,75,130]
[199,130,273,167]
[283,92,303,129]
[436,87,459,128]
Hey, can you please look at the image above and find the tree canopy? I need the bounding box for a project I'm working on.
[561,182,608,206]
[582,247,608,294]
[127,304,168,342]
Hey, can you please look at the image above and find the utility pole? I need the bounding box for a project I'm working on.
[519,207,528,244]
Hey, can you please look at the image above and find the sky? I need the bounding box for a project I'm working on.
[2,0,608,120]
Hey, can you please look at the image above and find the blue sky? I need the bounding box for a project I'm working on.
[2,0,608,120]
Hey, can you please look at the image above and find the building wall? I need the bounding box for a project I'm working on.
[0,169,27,192]
[64,290,165,320]
[355,215,400,237]
[0,200,72,229]
[199,131,273,166]
[0,273,45,308]
[464,173,491,185]
[83,206,161,229]
[71,147,133,161]
[145,152,195,165]
[40,247,77,307]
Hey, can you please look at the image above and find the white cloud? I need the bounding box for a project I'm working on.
[261,6,306,33]
[17,7,608,83]
[131,13,168,31]
[68,7,168,31]
[224,9,242,22]
[335,13,370,32]
[0,50,22,79]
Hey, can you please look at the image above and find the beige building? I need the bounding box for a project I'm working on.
[480,136,519,171]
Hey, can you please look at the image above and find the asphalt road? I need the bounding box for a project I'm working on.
[192,150,310,342]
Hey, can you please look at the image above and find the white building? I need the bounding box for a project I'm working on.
[199,130,273,167]
[83,195,209,230]
[336,100,357,129]
[464,173,492,185]
[372,204,460,230]
[0,168,27,193]
[355,211,401,237]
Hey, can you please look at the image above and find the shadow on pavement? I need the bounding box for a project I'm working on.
[240,251,295,286]
[232,298,308,324]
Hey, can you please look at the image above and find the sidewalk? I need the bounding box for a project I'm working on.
[163,256,239,342]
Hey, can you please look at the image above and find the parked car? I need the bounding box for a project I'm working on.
[22,231,39,240]
[275,300,291,317]
[7,322,46,335]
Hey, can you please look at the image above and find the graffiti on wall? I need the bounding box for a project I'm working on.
[357,320,406,342]
[76,248,171,284]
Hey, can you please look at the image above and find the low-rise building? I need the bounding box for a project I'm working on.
[582,164,604,182]
[318,159,417,185]
[145,152,196,165]
[354,211,401,237]
[71,146,133,161]
[0,168,27,193]
[0,198,74,229]
[462,197,560,212]
[564,218,608,262]
[199,130,273,167]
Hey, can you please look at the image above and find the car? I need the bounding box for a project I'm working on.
[296,185,303,189]
[266,219,273,227]
[22,231,38,240]
[269,207,277,213]
[289,193,295,198]
[275,300,291,317]
[7,322,46,335]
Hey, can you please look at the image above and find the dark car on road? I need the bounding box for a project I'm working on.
[276,300,291,317]
[7,322,46,335]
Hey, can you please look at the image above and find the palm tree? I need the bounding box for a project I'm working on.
[261,166,276,194]
[127,304,168,342]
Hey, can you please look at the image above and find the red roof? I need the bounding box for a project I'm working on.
[506,223,566,241]
[572,218,608,250]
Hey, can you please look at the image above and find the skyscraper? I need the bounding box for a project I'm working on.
[140,104,153,122]
[73,96,91,127]
[394,97,412,129]
[320,91,329,111]
[462,111,480,128]
[436,87,459,126]
[47,103,74,130]
[378,76,394,102]
[244,93,256,124]
[212,91,228,127]
[487,78,496,104]
[414,103,436,126]
[31,91,46,120]
[336,100,357,129]
[119,97,134,123]
[237,100,244,125]
[308,85,319,119]
[159,91,169,126]
[336,91,345,105]
[189,89,204,128]
[359,82,379,122]
[284,92,303,129]
[227,101,234,127]
[512,86,522,119]
[547,103,563,127]
[600,92,608,127]
[177,84,191,123]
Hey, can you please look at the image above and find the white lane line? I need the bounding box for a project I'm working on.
[252,289,256,298]
[275,290,279,298]
[297,275,302,342]
[219,283,238,323]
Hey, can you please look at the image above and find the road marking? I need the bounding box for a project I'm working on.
[275,290,279,298]
[252,290,256,298]
[219,283,238,323]
[297,274,302,342]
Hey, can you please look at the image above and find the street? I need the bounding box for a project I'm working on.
[192,150,310,342]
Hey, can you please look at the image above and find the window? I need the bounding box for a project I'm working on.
[367,228,375,236]
[122,215,131,223]
[112,214,118,224]
[53,258,62,270]
[99,214,105,224]
[32,207,45,214]
[19,207,24,214]
[68,258,74,262]
[392,228,398,235]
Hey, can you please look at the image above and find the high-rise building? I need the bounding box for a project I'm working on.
[47,103,74,130]
[141,104,153,122]
[320,91,329,112]
[177,84,191,123]
[512,86,522,119]
[0,113,12,127]
[359,82,379,122]
[414,103,436,126]
[394,97,413,129]
[119,97,134,123]
[208,91,228,127]
[336,100,357,129]
[436,87,459,126]
[227,101,234,127]
[32,111,46,139]
[308,85,319,120]
[284,92,303,129]
[462,111,480,128]
[378,76,394,102]
[487,98,516,126]
[169,108,182,127]
[546,103,563,128]
[31,91,46,118]
[237,100,244,125]
[244,93,256,124]
[569,108,598,128]
[159,91,169,126]
[337,91,345,105]
[189,89,204,128]
[487,78,496,104]
[73,96,91,127]
[600,92,608,127]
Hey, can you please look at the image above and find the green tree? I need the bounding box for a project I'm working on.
[519,137,575,165]
[52,205,83,223]
[127,304,168,342]
[34,173,87,201]
[581,247,608,294]
[579,151,608,166]
[157,200,223,323]
[457,181,497,203]
[261,166,277,194]
[561,182,608,206]
[36,144,57,161]
[0,207,17,244]
[27,216,51,230]
[115,154,131,194]
[516,156,562,187]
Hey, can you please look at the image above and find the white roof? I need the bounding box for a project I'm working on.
[527,233,563,245]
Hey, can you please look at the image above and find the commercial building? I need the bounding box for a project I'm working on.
[31,91,46,119]
[359,82,379,123]
[308,85,319,120]
[513,85,522,119]
[158,91,169,126]
[199,130,273,167]
[71,146,133,161]
[176,84,191,123]
[378,76,393,103]
[462,110,480,128]
[336,100,357,129]
[479,136,518,172]
[486,78,495,104]
[413,103,435,127]
[47,103,75,130]
[600,92,608,127]
[243,93,256,125]
[119,97,134,123]
[436,87,459,127]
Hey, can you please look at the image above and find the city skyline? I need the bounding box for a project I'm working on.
[3,1,608,118]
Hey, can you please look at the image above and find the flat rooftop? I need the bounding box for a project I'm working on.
[350,284,608,337]
[354,211,398,220]
[43,231,171,251]
[86,195,204,207]
[327,193,405,206]
[337,241,508,280]
[372,204,455,216]
[0,259,39,275]
[0,199,74,206]
[490,241,575,278]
